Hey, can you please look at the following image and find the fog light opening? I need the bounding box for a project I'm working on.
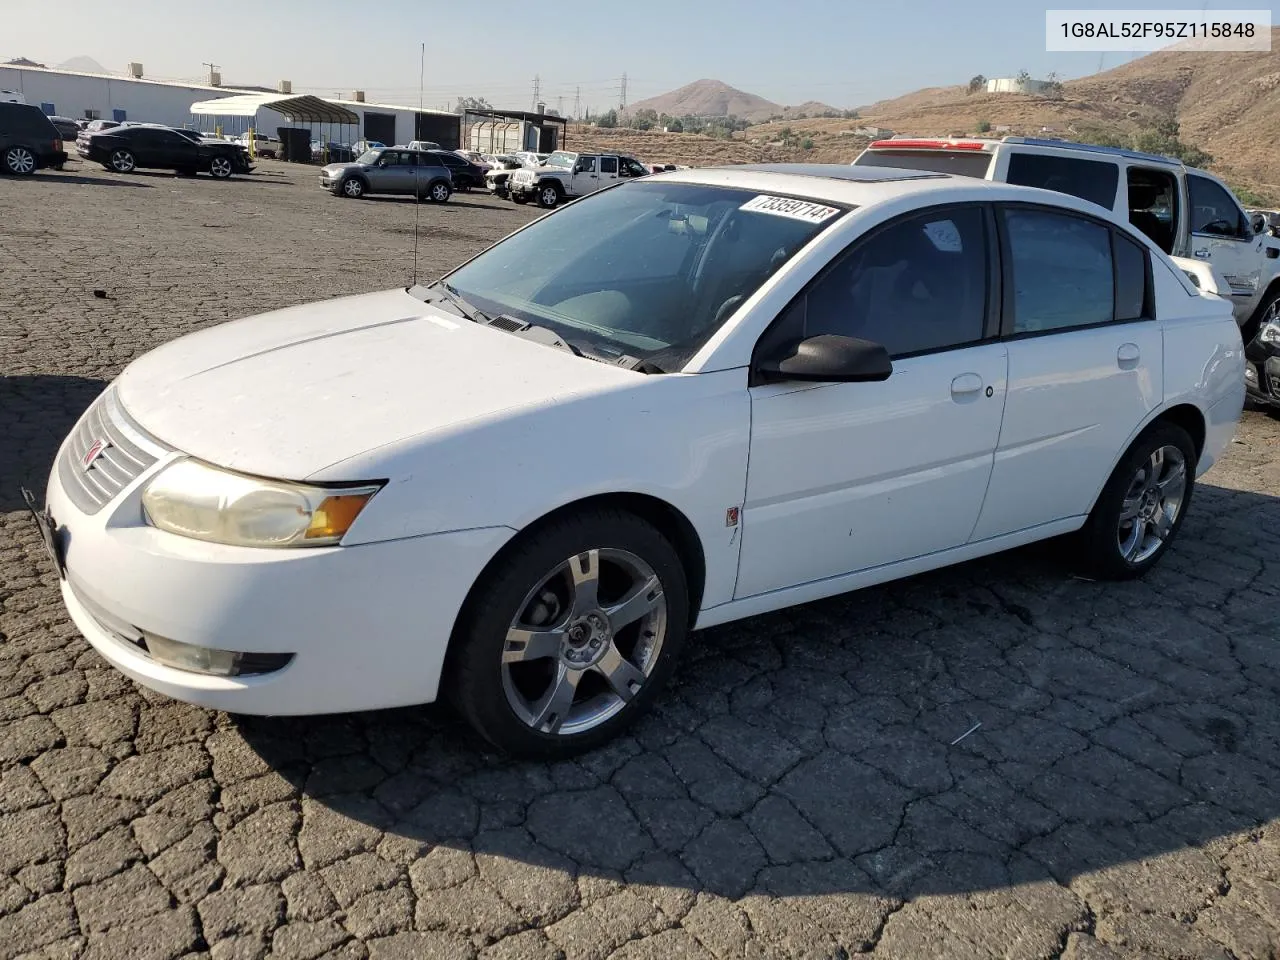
[139,631,294,677]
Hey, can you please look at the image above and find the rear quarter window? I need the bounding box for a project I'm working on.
[0,104,56,137]
[1005,152,1119,212]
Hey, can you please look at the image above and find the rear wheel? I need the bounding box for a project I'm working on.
[209,156,233,179]
[1077,421,1196,580]
[427,180,451,203]
[3,145,36,175]
[109,149,136,173]
[447,509,689,759]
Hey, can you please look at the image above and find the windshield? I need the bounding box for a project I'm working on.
[355,149,381,165]
[544,151,573,168]
[440,181,847,371]
[855,149,994,178]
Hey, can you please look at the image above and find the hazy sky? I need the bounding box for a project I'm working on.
[0,0,1250,112]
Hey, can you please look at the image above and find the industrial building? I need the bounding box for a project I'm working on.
[0,62,568,155]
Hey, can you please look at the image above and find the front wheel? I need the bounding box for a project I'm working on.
[209,156,233,179]
[537,183,561,208]
[340,176,365,198]
[447,509,689,759]
[109,149,136,173]
[1076,421,1196,580]
[3,146,37,175]
[1242,288,1280,348]
[511,192,528,205]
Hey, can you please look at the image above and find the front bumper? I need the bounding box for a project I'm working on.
[509,179,537,198]
[43,444,513,715]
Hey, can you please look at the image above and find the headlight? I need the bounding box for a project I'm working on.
[1260,321,1280,345]
[141,459,380,548]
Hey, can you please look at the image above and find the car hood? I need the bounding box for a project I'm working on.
[520,165,569,177]
[114,288,639,480]
[321,162,364,176]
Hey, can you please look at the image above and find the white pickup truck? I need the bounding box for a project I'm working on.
[508,150,650,208]
[854,136,1280,338]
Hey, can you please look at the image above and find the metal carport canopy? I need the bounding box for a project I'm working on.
[189,93,360,124]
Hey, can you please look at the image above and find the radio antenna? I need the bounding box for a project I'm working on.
[412,41,425,287]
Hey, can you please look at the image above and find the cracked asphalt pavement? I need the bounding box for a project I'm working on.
[3,160,1280,960]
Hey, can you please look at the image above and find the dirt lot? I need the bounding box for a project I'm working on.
[3,159,1280,960]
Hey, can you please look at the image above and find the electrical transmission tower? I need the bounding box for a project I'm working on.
[619,73,627,111]
[532,75,541,111]
[574,86,581,119]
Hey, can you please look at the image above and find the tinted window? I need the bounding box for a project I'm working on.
[1114,232,1149,322]
[1005,208,1113,333]
[435,152,466,167]
[600,156,618,174]
[796,206,989,357]
[855,149,993,178]
[1005,152,1119,210]
[0,103,57,137]
[418,152,444,167]
[625,158,648,177]
[1188,174,1247,238]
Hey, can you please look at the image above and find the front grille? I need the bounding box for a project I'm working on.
[59,387,170,515]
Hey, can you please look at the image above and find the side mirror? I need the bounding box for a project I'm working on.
[755,334,893,384]
[1251,213,1267,236]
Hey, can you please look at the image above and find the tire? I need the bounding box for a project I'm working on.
[427,180,451,204]
[340,176,365,198]
[109,149,136,173]
[447,508,690,759]
[511,193,528,205]
[3,145,37,175]
[1242,287,1280,348]
[209,156,234,179]
[537,182,561,208]
[1076,421,1196,580]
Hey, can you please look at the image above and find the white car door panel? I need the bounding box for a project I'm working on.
[970,324,1162,541]
[969,204,1164,541]
[739,344,1008,598]
[736,203,1005,599]
[1187,172,1261,301]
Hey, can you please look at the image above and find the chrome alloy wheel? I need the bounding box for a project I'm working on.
[5,147,35,174]
[1117,444,1187,564]
[501,548,667,736]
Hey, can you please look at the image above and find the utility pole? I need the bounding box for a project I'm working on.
[574,86,581,119]
[532,74,541,111]
[619,73,627,111]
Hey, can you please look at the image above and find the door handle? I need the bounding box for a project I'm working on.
[1117,342,1140,368]
[1194,249,1211,259]
[950,372,983,400]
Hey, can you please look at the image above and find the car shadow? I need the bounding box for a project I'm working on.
[235,479,1280,903]
[39,173,153,188]
[0,375,108,512]
[361,196,502,211]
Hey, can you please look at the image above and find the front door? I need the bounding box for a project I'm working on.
[737,204,1008,598]
[571,155,599,196]
[970,204,1163,541]
[373,150,416,192]
[1186,172,1263,308]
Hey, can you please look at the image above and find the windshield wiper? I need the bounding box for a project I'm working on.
[420,280,491,325]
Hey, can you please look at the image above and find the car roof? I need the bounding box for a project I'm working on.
[654,162,1129,218]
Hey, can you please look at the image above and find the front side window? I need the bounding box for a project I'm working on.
[776,206,990,358]
[1005,152,1119,211]
[1188,174,1248,239]
[576,156,598,174]
[442,182,845,370]
[1004,208,1113,333]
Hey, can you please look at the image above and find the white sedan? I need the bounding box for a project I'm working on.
[29,165,1244,758]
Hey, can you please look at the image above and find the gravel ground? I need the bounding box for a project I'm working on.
[2,159,1280,960]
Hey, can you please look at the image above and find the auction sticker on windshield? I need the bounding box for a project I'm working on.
[739,195,841,223]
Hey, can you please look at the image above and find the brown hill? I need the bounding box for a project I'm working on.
[629,79,782,121]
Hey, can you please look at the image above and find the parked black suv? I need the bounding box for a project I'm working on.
[427,150,486,191]
[0,102,67,175]
[81,125,253,178]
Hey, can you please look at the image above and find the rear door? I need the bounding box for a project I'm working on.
[599,156,620,187]
[970,204,1162,540]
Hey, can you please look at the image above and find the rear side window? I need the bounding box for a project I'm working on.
[1113,232,1150,322]
[793,205,990,357]
[1005,152,1119,211]
[600,156,618,174]
[855,149,993,178]
[1004,208,1113,333]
